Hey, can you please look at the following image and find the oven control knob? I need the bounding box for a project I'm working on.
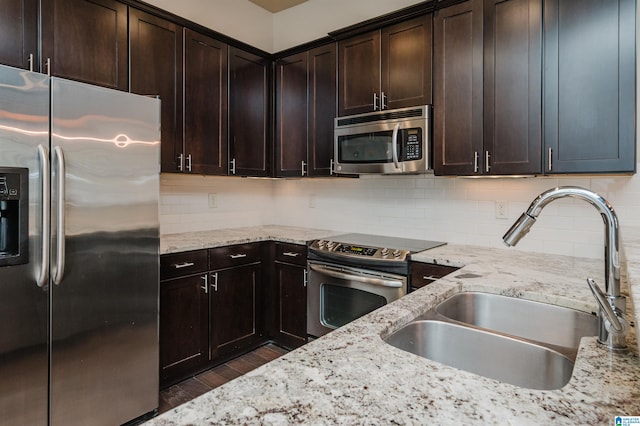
[392,249,401,258]
[327,241,336,249]
[381,248,389,257]
[318,240,326,248]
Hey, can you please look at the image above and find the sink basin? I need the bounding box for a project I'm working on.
[435,292,599,349]
[385,320,574,390]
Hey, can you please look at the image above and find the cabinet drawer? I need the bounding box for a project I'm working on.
[209,243,263,269]
[411,262,458,290]
[161,250,208,280]
[274,242,307,266]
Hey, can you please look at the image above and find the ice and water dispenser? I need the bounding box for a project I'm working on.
[0,167,28,267]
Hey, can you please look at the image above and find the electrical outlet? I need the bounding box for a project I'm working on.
[208,193,217,208]
[495,200,508,219]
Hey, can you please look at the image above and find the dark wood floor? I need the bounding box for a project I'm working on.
[158,343,289,414]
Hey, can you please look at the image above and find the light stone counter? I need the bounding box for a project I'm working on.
[160,225,341,254]
[152,226,640,425]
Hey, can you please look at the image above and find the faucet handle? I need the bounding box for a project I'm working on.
[587,277,625,333]
[587,278,628,351]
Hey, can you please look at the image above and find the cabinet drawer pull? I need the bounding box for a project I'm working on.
[283,252,301,257]
[229,253,247,259]
[173,262,195,269]
[422,276,438,281]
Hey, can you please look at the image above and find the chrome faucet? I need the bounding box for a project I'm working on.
[502,186,627,351]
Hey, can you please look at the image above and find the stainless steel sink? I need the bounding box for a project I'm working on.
[435,292,598,349]
[385,319,574,390]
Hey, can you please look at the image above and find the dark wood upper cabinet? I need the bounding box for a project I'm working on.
[435,0,542,176]
[41,0,127,90]
[275,52,308,177]
[308,44,338,176]
[433,0,483,176]
[275,43,337,178]
[183,28,228,175]
[543,0,636,174]
[338,31,380,116]
[483,0,542,175]
[0,0,37,70]
[381,14,433,111]
[229,47,270,177]
[338,14,432,116]
[129,8,183,173]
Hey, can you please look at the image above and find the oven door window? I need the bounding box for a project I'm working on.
[320,284,387,329]
[337,132,393,164]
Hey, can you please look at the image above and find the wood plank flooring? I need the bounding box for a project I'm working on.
[158,343,289,414]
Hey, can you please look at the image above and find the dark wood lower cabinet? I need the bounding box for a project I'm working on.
[160,273,209,385]
[410,262,459,291]
[273,262,307,349]
[210,263,262,358]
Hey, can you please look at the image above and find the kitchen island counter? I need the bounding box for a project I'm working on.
[152,226,640,425]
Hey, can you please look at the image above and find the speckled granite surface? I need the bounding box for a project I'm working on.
[151,226,640,425]
[160,225,341,254]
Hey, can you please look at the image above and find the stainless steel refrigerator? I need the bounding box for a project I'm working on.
[0,64,160,425]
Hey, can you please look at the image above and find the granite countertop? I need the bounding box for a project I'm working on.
[160,225,341,254]
[151,226,640,425]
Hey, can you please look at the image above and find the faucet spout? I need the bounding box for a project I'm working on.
[502,186,626,351]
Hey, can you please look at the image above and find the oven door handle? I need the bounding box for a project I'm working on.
[309,264,404,288]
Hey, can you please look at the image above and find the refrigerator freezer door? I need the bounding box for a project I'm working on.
[49,78,160,425]
[0,65,49,426]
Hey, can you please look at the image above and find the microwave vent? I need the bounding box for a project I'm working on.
[336,107,425,127]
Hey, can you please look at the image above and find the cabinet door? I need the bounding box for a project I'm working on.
[0,0,37,70]
[184,28,228,175]
[41,0,128,90]
[275,52,308,177]
[129,9,183,173]
[433,0,484,175]
[211,263,261,358]
[274,262,307,349]
[308,43,337,177]
[381,14,433,109]
[484,0,542,175]
[229,48,269,177]
[160,274,209,386]
[543,0,636,174]
[338,30,380,116]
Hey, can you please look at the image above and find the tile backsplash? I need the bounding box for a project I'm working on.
[160,170,640,260]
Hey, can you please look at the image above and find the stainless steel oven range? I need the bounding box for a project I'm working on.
[307,233,445,338]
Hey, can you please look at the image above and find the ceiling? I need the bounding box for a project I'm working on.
[248,0,309,13]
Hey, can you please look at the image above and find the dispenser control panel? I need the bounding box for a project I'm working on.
[0,167,28,267]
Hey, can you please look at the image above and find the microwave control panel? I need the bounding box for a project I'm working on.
[402,128,422,161]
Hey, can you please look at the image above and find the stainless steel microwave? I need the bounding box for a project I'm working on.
[333,105,432,175]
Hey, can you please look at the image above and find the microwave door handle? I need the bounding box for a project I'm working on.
[308,263,403,288]
[391,123,400,169]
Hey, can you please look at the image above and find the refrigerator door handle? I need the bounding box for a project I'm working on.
[37,145,50,287]
[52,146,66,285]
